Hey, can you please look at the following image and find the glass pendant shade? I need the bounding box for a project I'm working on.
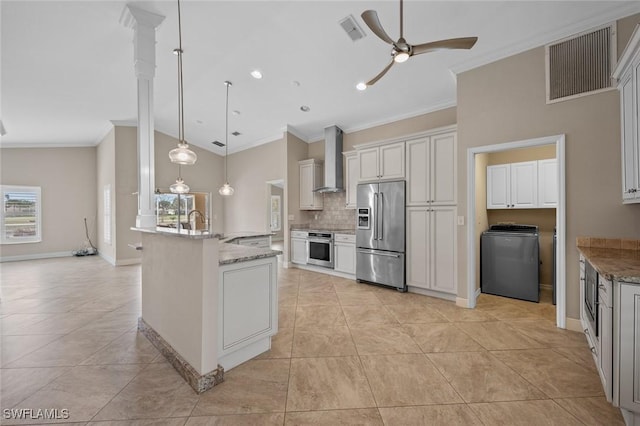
[169,142,197,165]
[218,182,234,196]
[169,177,190,194]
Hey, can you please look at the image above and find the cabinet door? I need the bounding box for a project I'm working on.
[510,161,538,208]
[406,207,429,289]
[598,293,613,402]
[345,152,358,209]
[621,69,638,201]
[537,159,558,208]
[487,164,510,209]
[406,138,430,206]
[431,133,456,205]
[299,163,314,209]
[312,163,324,209]
[358,148,380,182]
[619,282,640,412]
[379,142,405,180]
[291,238,307,264]
[429,206,457,294]
[334,242,356,275]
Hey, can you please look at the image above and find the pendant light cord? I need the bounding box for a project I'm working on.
[224,81,230,183]
[177,0,185,144]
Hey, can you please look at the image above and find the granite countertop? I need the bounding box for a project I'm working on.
[577,237,640,284]
[219,232,275,244]
[219,243,282,265]
[133,227,223,240]
[291,225,355,235]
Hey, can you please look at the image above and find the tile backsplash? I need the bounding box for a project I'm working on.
[303,192,356,229]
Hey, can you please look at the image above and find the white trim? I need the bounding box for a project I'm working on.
[565,317,583,333]
[0,251,72,263]
[613,23,640,79]
[289,263,355,280]
[466,134,566,327]
[116,258,141,266]
[283,125,309,143]
[450,3,640,75]
[99,251,116,266]
[0,141,98,149]
[226,133,285,155]
[407,286,456,302]
[353,124,458,151]
[93,122,115,146]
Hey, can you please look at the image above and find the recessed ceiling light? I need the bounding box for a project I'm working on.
[195,119,204,124]
[300,105,310,112]
[291,80,301,87]
[250,70,263,79]
[232,110,241,116]
[231,131,241,136]
[356,82,367,91]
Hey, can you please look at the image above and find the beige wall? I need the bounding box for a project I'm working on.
[114,126,140,264]
[96,127,116,262]
[224,138,285,234]
[457,13,640,319]
[0,147,97,260]
[487,145,556,165]
[284,132,310,263]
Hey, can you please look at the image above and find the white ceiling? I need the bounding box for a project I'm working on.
[2,1,639,155]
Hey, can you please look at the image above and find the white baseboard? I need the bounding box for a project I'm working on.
[408,286,456,303]
[99,252,116,266]
[290,263,356,280]
[0,251,72,263]
[116,258,141,266]
[565,317,583,332]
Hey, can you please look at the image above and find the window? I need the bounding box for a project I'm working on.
[1,185,41,244]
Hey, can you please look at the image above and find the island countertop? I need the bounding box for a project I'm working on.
[219,232,275,244]
[219,243,282,265]
[576,238,640,284]
[132,226,223,240]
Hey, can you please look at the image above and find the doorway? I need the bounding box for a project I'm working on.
[466,135,566,328]
[266,179,284,248]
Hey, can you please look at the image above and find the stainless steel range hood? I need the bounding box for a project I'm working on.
[313,125,344,193]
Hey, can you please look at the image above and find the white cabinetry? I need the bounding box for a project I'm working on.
[406,132,456,206]
[613,25,640,203]
[598,276,613,402]
[334,233,356,275]
[236,236,271,249]
[299,159,323,210]
[487,161,537,209]
[538,159,558,208]
[619,282,640,413]
[407,206,456,295]
[358,142,405,182]
[291,231,308,265]
[343,151,358,209]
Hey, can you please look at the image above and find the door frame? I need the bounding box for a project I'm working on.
[466,134,566,328]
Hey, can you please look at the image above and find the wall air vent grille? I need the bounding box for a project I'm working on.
[211,141,225,147]
[546,23,616,103]
[339,15,365,42]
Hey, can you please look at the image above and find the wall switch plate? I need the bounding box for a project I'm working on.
[457,216,465,226]
[288,215,295,220]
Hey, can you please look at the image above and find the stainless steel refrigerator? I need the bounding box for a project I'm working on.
[356,180,406,291]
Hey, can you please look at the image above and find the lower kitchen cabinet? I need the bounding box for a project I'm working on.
[291,231,308,265]
[407,206,456,295]
[620,282,640,413]
[598,276,613,402]
[334,233,356,275]
[236,235,271,249]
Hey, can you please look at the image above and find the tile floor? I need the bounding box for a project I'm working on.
[0,256,625,425]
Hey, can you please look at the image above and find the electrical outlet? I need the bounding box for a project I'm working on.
[457,216,465,226]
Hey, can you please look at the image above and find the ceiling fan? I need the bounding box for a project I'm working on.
[358,0,478,89]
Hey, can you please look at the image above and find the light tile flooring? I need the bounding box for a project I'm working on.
[0,256,625,425]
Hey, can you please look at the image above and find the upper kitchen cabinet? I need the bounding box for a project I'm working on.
[358,142,405,182]
[488,159,557,209]
[613,25,640,204]
[406,132,456,206]
[299,159,323,210]
[343,151,358,209]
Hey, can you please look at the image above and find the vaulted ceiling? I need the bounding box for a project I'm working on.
[2,1,639,155]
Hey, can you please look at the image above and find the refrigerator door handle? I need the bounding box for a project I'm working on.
[357,248,401,258]
[379,192,384,240]
[373,193,378,240]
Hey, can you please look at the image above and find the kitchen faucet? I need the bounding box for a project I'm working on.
[187,209,208,228]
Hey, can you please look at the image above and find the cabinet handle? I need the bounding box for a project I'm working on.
[590,346,596,354]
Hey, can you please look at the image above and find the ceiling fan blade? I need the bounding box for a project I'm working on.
[361,10,395,45]
[412,37,478,56]
[366,60,395,86]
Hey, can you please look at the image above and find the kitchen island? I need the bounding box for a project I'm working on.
[133,227,281,393]
[576,238,640,425]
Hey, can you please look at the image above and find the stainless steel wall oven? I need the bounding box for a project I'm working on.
[306,232,334,268]
[584,260,599,337]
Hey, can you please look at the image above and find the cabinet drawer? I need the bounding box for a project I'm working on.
[334,233,355,244]
[291,231,308,239]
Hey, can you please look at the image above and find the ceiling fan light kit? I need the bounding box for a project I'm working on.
[360,0,478,87]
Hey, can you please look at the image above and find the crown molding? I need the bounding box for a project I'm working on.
[450,2,640,75]
[92,122,115,146]
[283,125,309,143]
[0,141,96,149]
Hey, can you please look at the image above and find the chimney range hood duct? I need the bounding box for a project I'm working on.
[313,125,344,193]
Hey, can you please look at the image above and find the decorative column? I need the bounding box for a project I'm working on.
[121,5,165,228]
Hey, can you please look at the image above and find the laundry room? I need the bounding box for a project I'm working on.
[475,144,557,306]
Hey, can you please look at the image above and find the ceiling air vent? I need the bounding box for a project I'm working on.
[231,131,241,136]
[546,23,616,104]
[339,14,365,42]
[211,141,225,147]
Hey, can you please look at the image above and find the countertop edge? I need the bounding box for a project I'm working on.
[132,227,223,240]
[577,246,640,284]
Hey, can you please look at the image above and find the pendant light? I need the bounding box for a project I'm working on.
[168,0,197,166]
[218,81,234,196]
[170,165,190,194]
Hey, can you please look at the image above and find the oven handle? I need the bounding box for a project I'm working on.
[307,238,333,243]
